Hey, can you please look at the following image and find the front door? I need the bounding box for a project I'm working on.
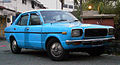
[26,12,42,49]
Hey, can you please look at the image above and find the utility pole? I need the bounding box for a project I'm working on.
[80,0,82,15]
[59,0,64,10]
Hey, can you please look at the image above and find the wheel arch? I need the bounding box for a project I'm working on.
[9,35,15,43]
[45,36,61,50]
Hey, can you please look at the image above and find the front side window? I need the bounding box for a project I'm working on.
[17,15,28,26]
[40,11,79,23]
[29,13,41,25]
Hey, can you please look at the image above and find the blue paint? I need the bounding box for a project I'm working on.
[4,9,114,51]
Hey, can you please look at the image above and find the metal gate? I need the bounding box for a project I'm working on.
[0,16,6,37]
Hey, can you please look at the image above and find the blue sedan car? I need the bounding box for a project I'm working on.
[4,9,115,61]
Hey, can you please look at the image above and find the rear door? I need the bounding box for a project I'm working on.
[14,13,29,48]
[25,12,42,49]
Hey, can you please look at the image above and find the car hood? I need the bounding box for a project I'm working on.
[49,22,113,29]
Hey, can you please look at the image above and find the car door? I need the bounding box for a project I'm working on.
[26,12,42,49]
[14,13,29,48]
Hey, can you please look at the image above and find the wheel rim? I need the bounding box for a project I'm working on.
[12,40,17,51]
[50,42,63,57]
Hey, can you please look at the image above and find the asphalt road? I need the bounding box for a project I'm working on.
[0,40,120,65]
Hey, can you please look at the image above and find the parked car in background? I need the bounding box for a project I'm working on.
[4,9,115,61]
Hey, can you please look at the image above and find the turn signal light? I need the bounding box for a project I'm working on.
[62,32,67,34]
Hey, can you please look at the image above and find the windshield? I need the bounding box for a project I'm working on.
[40,11,79,23]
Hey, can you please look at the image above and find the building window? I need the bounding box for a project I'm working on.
[22,0,27,4]
[31,1,35,9]
[63,4,67,8]
[69,5,73,9]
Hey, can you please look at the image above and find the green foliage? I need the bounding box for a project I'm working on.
[73,0,117,19]
[115,0,120,15]
[71,10,81,20]
[82,0,116,14]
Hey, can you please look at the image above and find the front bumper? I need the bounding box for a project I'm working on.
[66,37,115,45]
[66,37,115,43]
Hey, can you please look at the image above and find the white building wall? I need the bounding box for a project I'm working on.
[0,0,42,27]
[16,0,32,12]
[0,0,75,12]
[39,0,74,11]
[0,0,41,13]
[40,0,61,9]
[63,0,74,12]
[64,0,74,5]
[0,0,15,10]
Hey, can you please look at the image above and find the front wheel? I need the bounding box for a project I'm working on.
[47,39,66,61]
[10,39,21,54]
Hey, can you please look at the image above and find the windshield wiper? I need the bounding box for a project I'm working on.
[56,19,67,22]
[69,20,79,23]
[74,20,79,21]
[50,19,67,24]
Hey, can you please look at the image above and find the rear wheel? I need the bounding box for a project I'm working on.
[10,39,21,54]
[47,38,66,61]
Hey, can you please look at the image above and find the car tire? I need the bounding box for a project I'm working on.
[10,39,21,54]
[47,38,66,61]
[87,47,105,56]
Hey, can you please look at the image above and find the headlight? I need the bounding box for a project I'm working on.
[108,28,114,35]
[71,29,83,37]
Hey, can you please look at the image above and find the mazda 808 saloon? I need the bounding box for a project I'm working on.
[4,9,115,61]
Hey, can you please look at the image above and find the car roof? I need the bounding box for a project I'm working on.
[22,9,63,13]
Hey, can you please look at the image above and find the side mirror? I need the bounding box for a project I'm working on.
[11,23,13,25]
[7,18,11,23]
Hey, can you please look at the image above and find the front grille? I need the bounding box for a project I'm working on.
[85,28,107,37]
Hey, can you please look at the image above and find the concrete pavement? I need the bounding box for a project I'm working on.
[0,41,120,65]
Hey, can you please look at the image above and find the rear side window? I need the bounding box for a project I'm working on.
[17,15,28,26]
[29,13,41,25]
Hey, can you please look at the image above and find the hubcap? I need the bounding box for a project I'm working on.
[50,42,63,57]
[12,40,17,51]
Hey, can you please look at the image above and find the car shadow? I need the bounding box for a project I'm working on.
[21,50,48,58]
[64,52,104,61]
[19,50,105,61]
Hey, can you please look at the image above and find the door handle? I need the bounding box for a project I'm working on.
[14,28,16,30]
[26,28,29,30]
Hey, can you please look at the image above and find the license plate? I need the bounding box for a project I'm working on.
[92,44,103,47]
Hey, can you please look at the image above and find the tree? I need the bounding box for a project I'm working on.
[74,0,83,15]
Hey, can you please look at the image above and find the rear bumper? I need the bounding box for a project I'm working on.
[66,37,115,43]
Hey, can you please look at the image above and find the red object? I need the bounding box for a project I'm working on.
[0,45,6,47]
[82,18,114,27]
